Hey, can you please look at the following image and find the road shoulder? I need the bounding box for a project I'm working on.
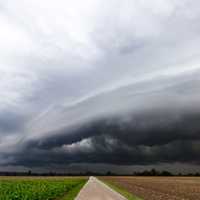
[100,178,142,200]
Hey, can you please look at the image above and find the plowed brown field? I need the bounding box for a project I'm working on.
[101,176,200,200]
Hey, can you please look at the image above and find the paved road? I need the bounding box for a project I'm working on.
[75,176,127,200]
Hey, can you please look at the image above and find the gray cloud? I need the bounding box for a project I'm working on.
[2,105,200,170]
[0,0,200,172]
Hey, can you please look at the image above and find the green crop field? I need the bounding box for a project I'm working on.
[0,177,87,200]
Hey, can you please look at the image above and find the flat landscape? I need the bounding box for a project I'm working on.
[101,176,200,200]
[0,176,87,200]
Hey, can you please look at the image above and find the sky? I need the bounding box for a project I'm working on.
[0,0,200,173]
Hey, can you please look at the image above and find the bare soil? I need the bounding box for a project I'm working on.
[101,176,200,200]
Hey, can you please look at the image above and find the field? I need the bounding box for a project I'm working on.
[101,176,200,200]
[0,176,87,200]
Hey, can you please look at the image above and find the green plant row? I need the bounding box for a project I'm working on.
[0,178,86,200]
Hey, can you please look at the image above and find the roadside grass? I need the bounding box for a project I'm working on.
[101,179,143,200]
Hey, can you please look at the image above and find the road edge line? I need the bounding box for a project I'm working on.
[74,177,90,200]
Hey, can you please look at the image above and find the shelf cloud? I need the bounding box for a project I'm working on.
[0,0,200,172]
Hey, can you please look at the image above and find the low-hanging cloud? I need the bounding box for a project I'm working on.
[3,107,200,168]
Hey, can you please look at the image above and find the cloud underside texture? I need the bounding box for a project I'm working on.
[5,100,200,167]
[0,0,200,170]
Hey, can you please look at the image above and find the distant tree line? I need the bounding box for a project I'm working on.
[0,168,200,176]
[105,169,200,177]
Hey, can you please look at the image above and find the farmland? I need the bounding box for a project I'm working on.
[0,177,87,200]
[101,176,200,200]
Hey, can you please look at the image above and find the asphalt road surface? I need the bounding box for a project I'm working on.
[75,176,127,200]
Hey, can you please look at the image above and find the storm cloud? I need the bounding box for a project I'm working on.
[0,0,200,172]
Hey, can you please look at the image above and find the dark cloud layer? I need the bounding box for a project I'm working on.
[2,108,199,169]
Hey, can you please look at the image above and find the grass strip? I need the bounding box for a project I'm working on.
[101,179,143,200]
